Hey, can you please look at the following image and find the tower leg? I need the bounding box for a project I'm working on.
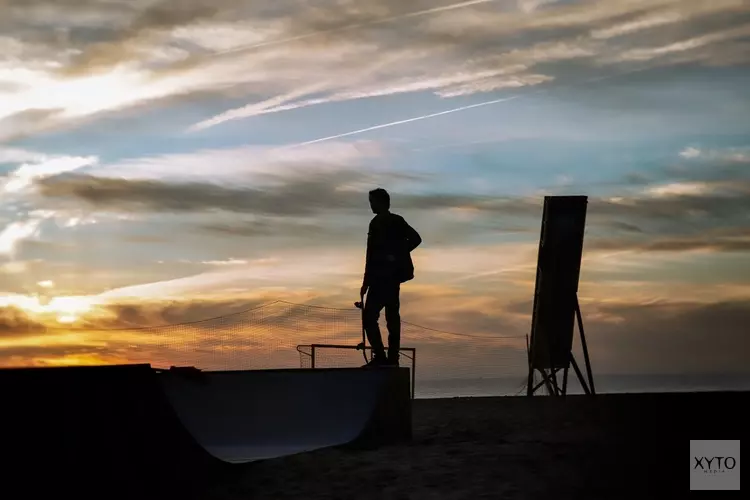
[526,335,534,396]
[570,355,591,395]
[575,295,596,395]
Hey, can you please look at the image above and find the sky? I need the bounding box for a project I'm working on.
[1,0,749,378]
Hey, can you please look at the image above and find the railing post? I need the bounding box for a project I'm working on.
[311,345,316,369]
[411,349,416,399]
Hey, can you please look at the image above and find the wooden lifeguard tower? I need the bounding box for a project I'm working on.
[527,195,595,396]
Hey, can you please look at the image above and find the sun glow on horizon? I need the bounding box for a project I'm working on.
[0,293,100,325]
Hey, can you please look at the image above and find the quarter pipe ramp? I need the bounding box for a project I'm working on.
[159,366,412,462]
[1,364,411,497]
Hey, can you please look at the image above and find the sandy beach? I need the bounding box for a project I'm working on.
[200,391,747,499]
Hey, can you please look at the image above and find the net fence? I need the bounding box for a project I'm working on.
[21,300,530,398]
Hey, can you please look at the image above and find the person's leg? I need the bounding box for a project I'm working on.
[384,281,401,364]
[363,284,387,360]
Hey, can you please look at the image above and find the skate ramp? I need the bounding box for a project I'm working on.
[1,364,411,495]
[159,367,411,462]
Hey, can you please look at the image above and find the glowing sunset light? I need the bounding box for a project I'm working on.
[0,294,100,324]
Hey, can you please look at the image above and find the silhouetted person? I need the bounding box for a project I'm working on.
[360,188,422,367]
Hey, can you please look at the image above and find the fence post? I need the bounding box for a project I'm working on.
[311,345,316,369]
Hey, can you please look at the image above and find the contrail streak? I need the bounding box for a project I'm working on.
[286,65,652,149]
[215,0,496,56]
[291,95,522,148]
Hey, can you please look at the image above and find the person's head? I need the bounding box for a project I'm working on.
[368,188,390,214]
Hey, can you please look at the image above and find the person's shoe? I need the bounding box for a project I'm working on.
[385,358,400,367]
[362,355,388,368]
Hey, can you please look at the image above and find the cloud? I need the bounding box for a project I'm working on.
[95,297,270,329]
[0,147,49,164]
[3,0,748,139]
[32,148,424,217]
[587,299,750,374]
[199,258,251,266]
[1,285,748,376]
[186,0,747,129]
[3,0,234,73]
[0,346,132,368]
[0,296,278,368]
[32,168,495,217]
[0,292,101,328]
[36,170,368,216]
[80,241,539,311]
[0,290,276,332]
[0,297,319,369]
[641,181,714,198]
[677,146,750,165]
[590,11,685,40]
[0,219,42,257]
[200,219,342,239]
[0,108,64,142]
[2,154,98,193]
[596,182,750,219]
[435,72,553,97]
[0,306,47,337]
[188,65,541,130]
[679,146,701,159]
[0,260,29,274]
[608,22,750,63]
[94,253,361,300]
[32,152,750,258]
[586,227,750,253]
[89,140,383,183]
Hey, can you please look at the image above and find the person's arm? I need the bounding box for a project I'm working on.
[402,218,422,252]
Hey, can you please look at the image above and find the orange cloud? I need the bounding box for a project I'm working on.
[2,277,749,379]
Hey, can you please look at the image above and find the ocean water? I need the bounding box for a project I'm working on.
[414,373,750,399]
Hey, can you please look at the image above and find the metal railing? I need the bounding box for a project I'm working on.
[297,344,416,399]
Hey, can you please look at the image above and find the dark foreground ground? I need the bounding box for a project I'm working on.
[204,391,747,499]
